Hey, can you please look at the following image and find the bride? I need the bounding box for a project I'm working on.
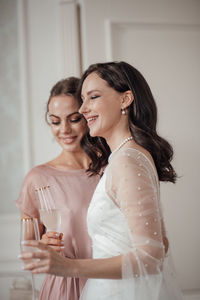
[20,61,182,300]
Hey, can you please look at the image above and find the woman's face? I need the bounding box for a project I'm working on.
[48,95,87,151]
[79,72,123,139]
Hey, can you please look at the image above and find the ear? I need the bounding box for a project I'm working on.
[121,90,134,110]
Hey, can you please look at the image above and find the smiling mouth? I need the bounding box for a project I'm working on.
[87,116,98,126]
[60,136,77,144]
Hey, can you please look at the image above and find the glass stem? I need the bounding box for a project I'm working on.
[31,273,37,300]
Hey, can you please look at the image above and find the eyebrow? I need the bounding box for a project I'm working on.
[81,89,101,99]
[49,112,81,119]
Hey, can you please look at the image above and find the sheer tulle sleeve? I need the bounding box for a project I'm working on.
[106,148,165,299]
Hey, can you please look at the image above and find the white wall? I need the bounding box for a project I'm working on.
[0,0,23,215]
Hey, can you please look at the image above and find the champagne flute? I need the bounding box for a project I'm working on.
[36,186,61,232]
[20,217,40,300]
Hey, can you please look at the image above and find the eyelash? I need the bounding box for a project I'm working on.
[90,95,99,100]
[51,117,82,125]
[70,117,82,123]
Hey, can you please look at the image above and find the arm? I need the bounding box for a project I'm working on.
[106,149,165,276]
[21,240,122,278]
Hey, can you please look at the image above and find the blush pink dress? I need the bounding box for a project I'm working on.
[16,164,100,300]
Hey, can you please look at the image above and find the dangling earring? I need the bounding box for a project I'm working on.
[121,108,126,115]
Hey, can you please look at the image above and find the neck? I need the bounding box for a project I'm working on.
[101,116,133,152]
[105,130,133,152]
[52,149,90,170]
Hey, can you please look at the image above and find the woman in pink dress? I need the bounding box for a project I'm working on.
[16,77,109,299]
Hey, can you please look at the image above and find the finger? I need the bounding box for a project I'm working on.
[41,237,64,246]
[23,257,49,272]
[43,232,62,239]
[20,250,48,260]
[21,240,49,251]
[50,245,64,252]
[31,266,51,274]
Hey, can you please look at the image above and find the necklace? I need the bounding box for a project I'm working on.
[109,136,133,162]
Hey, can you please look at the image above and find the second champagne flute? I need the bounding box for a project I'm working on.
[20,217,40,300]
[36,186,61,232]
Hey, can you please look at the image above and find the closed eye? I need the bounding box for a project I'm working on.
[51,121,60,125]
[91,95,100,100]
[70,116,83,123]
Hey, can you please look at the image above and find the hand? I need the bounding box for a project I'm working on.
[40,231,64,252]
[19,241,74,276]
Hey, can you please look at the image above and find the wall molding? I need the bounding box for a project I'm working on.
[58,0,81,77]
[105,20,200,61]
[17,0,33,173]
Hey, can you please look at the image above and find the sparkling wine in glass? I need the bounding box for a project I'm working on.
[36,186,61,232]
[20,217,40,300]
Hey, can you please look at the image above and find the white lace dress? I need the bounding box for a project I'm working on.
[80,148,182,300]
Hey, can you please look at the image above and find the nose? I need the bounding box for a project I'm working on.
[79,101,89,115]
[60,120,72,134]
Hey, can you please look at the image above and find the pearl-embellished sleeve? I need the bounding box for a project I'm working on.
[105,148,166,299]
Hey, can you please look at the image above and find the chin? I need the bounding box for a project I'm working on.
[89,127,100,138]
[60,142,80,152]
[89,128,105,140]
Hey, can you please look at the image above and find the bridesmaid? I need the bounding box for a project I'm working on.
[16,77,109,300]
[20,62,181,300]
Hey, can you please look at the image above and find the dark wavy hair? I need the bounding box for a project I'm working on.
[77,62,177,183]
[46,77,110,175]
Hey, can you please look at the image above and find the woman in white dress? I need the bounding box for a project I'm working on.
[20,61,182,300]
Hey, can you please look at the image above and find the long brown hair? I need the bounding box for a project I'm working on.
[46,77,110,175]
[77,62,177,183]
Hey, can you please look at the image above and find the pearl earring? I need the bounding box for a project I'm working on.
[121,108,126,115]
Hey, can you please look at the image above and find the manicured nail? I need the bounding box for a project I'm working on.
[21,241,27,245]
[17,254,22,259]
[60,246,65,249]
[60,241,64,245]
[55,233,60,237]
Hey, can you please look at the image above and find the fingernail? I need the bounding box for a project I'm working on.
[55,233,60,237]
[60,246,65,249]
[21,241,27,245]
[60,241,64,245]
[17,254,22,259]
